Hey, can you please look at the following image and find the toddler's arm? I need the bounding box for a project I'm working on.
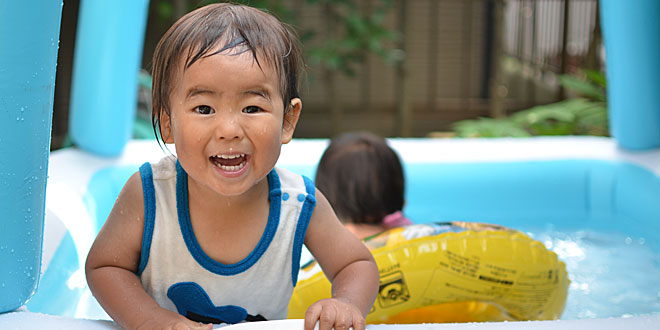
[85,173,211,330]
[303,189,380,330]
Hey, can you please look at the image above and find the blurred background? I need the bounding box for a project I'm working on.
[50,0,607,150]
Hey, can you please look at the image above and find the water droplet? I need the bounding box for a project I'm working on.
[624,237,632,244]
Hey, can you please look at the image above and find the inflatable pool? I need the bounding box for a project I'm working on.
[3,136,660,329]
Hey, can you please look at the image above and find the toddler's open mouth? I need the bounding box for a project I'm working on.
[211,154,247,172]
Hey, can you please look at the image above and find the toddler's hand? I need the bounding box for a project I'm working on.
[304,298,366,330]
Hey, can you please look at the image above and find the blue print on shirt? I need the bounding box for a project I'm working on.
[167,282,266,324]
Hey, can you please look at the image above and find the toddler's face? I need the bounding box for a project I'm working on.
[161,49,300,197]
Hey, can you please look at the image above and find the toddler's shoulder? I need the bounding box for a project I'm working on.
[273,167,314,194]
[144,156,178,181]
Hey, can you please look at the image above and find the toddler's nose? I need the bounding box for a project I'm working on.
[215,112,243,140]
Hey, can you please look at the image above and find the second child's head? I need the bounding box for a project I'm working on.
[150,3,304,195]
[315,132,405,226]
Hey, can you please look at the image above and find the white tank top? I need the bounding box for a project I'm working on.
[137,157,316,324]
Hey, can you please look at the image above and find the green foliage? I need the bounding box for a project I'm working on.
[453,70,609,138]
[558,69,606,102]
[453,118,532,138]
[305,0,398,76]
[511,98,608,136]
[155,1,175,20]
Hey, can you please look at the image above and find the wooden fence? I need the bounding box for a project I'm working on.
[293,0,601,137]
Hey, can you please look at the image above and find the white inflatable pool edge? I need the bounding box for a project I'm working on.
[279,136,660,175]
[2,313,660,330]
[46,137,660,182]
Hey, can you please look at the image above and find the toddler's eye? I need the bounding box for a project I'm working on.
[195,105,214,114]
[243,106,262,114]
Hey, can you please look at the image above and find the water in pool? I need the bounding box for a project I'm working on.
[29,223,660,321]
[528,226,660,319]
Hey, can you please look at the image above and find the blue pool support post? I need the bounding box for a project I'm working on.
[69,0,150,157]
[0,0,63,313]
[600,0,660,151]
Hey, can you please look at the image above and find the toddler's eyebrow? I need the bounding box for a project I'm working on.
[243,89,271,102]
[185,87,216,100]
[184,86,272,102]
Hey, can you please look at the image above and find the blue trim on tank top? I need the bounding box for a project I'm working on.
[175,161,282,275]
[291,175,316,286]
[138,162,156,275]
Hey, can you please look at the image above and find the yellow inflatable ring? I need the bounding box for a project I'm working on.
[288,222,569,324]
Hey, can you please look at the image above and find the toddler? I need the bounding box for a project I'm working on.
[85,4,379,330]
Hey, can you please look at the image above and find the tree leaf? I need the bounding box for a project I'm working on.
[558,75,606,102]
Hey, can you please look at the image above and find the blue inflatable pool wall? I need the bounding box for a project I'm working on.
[1,0,660,320]
[600,0,660,150]
[49,156,660,249]
[0,0,63,313]
[68,0,149,157]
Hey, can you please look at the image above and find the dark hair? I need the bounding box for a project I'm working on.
[151,3,304,145]
[315,132,405,225]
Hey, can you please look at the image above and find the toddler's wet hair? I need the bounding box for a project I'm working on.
[151,3,304,141]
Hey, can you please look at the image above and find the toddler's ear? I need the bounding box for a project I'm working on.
[159,110,174,144]
[282,98,302,144]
